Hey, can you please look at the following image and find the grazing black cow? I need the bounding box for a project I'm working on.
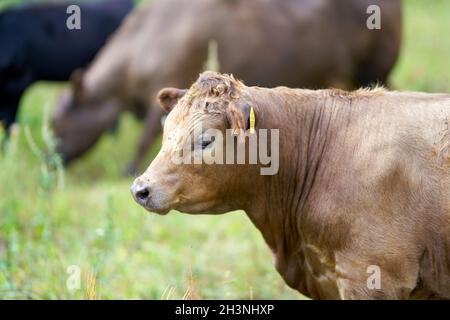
[0,0,133,132]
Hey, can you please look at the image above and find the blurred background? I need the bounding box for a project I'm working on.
[0,0,449,299]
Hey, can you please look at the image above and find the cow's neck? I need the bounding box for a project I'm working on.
[242,88,342,298]
[83,55,127,102]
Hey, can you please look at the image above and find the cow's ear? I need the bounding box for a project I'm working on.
[227,101,255,134]
[157,88,187,113]
[70,69,85,101]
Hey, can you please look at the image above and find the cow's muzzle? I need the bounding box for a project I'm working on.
[131,180,150,207]
[130,178,171,215]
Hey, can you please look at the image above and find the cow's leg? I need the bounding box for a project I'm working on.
[0,106,19,153]
[1,90,22,127]
[124,105,164,175]
[1,91,22,150]
[1,74,31,135]
[354,39,400,89]
[0,107,16,132]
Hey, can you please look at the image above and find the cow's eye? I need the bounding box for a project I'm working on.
[201,137,214,149]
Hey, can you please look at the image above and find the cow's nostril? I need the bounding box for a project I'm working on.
[136,187,150,202]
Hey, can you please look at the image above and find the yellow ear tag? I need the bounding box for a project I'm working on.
[249,107,256,134]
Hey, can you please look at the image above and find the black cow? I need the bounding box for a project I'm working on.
[0,0,133,133]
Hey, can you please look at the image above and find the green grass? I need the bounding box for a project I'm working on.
[391,0,450,92]
[0,0,449,299]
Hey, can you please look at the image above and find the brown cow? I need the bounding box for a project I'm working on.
[52,0,402,174]
[131,71,450,299]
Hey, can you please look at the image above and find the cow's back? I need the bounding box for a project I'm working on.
[122,0,401,98]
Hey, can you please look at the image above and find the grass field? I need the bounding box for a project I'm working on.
[0,0,449,299]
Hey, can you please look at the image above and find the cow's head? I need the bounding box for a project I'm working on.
[52,69,122,164]
[131,71,260,215]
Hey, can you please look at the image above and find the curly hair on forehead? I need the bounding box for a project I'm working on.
[191,71,244,100]
[189,71,248,135]
[178,72,248,135]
